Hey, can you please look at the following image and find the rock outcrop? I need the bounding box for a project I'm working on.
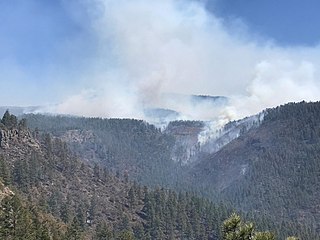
[0,181,14,202]
[0,127,40,160]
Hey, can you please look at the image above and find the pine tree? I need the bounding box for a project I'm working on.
[176,193,187,235]
[128,186,135,208]
[133,223,144,239]
[13,159,29,191]
[0,155,11,185]
[48,190,62,217]
[33,215,51,240]
[0,195,15,238]
[222,213,254,240]
[94,163,100,181]
[88,193,98,226]
[14,205,36,240]
[60,201,72,224]
[116,230,135,240]
[118,214,130,233]
[0,195,37,239]
[143,190,155,231]
[64,217,83,240]
[44,133,53,162]
[1,110,11,127]
[18,118,27,129]
[254,232,275,240]
[28,151,40,186]
[94,221,113,240]
[76,202,87,229]
[222,214,277,240]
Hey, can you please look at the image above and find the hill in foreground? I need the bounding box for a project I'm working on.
[189,102,320,236]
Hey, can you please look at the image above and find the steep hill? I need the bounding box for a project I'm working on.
[189,102,320,236]
[0,113,148,239]
[22,114,183,188]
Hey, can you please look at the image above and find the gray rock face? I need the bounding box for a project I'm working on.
[165,121,204,165]
[0,129,19,149]
[0,128,40,159]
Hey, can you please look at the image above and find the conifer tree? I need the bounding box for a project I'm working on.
[116,230,135,240]
[128,186,135,208]
[60,201,72,224]
[95,221,113,240]
[64,217,83,240]
[1,110,11,127]
[222,214,279,240]
[0,155,11,185]
[254,231,276,240]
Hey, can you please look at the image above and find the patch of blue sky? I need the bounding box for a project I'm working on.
[206,0,320,46]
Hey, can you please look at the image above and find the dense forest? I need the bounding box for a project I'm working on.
[190,102,320,237]
[23,103,320,236]
[23,114,182,188]
[0,109,308,239]
[1,101,319,239]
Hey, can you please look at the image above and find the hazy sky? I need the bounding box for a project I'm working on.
[1,0,320,120]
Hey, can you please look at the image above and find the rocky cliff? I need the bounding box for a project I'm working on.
[0,127,40,161]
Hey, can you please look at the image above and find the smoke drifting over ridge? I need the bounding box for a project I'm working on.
[53,0,320,123]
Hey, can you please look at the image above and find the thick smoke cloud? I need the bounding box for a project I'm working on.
[54,0,320,123]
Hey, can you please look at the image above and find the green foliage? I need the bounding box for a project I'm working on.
[24,114,179,187]
[0,155,11,185]
[94,221,113,240]
[254,232,276,240]
[222,214,299,240]
[116,230,135,240]
[141,188,232,239]
[0,193,57,240]
[128,186,136,208]
[1,110,18,129]
[64,217,83,240]
[222,213,254,240]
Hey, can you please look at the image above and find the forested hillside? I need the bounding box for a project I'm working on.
[0,110,250,239]
[0,109,312,239]
[21,102,320,239]
[190,102,320,237]
[23,114,182,188]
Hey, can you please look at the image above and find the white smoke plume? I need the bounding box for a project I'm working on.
[52,0,320,123]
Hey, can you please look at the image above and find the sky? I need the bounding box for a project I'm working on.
[1,0,320,121]
[208,0,320,46]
